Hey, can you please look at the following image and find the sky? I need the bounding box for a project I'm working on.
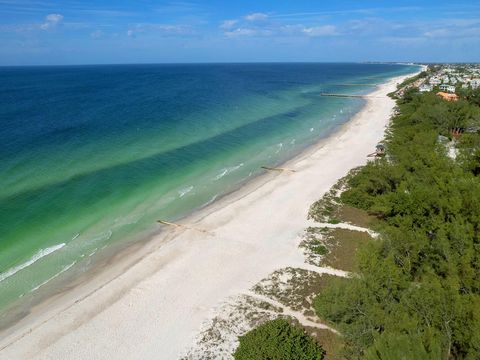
[1,0,480,65]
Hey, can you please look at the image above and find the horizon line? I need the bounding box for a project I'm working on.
[0,61,431,68]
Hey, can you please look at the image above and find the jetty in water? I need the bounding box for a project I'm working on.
[320,93,385,99]
[261,166,296,173]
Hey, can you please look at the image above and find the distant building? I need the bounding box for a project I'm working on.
[436,92,458,101]
[466,126,480,134]
[439,84,455,93]
[471,79,480,89]
[419,84,433,92]
[429,77,442,86]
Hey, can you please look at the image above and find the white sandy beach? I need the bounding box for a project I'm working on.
[0,71,418,359]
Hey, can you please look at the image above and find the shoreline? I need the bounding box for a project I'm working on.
[0,68,421,359]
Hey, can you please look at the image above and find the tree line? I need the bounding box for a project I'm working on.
[315,85,480,359]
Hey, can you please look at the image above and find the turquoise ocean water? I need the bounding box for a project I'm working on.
[0,63,418,322]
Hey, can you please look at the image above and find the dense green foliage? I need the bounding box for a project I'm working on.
[314,90,480,359]
[400,70,428,87]
[233,319,325,360]
[460,88,480,108]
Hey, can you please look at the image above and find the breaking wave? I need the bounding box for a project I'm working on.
[0,243,66,283]
[214,163,244,181]
[178,185,194,197]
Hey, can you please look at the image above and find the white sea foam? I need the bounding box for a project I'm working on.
[310,127,314,132]
[30,261,77,293]
[203,194,219,207]
[214,163,244,181]
[90,230,113,243]
[72,233,80,241]
[178,186,194,197]
[0,243,66,283]
[231,163,244,171]
[275,143,283,154]
[214,169,228,181]
[290,139,296,145]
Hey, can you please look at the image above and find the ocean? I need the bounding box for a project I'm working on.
[0,63,418,322]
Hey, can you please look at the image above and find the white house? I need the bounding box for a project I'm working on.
[419,84,433,92]
[471,79,480,89]
[430,77,442,86]
[439,84,456,93]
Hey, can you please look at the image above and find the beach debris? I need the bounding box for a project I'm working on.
[261,166,296,173]
[367,143,386,157]
[156,220,212,235]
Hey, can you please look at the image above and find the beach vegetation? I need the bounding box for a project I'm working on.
[233,319,325,360]
[313,85,480,359]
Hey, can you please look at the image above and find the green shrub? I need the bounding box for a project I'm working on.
[362,333,442,360]
[313,245,328,255]
[233,319,325,360]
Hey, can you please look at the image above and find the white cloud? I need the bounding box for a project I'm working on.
[244,12,268,21]
[220,19,237,29]
[279,24,338,37]
[424,26,480,38]
[379,36,426,45]
[301,25,338,36]
[40,13,63,30]
[424,28,450,38]
[222,22,338,39]
[90,30,103,39]
[126,24,193,38]
[224,27,272,38]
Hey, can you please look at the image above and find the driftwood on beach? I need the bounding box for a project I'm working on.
[261,166,296,173]
[157,220,212,234]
